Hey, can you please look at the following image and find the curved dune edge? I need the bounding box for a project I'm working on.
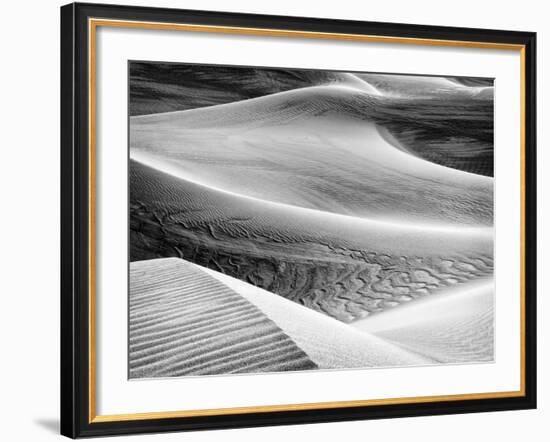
[130,158,493,321]
[201,264,434,369]
[352,278,494,363]
[129,257,435,378]
[130,158,493,256]
[129,63,383,117]
[130,83,493,226]
[129,257,493,377]
[129,258,317,378]
[356,73,493,99]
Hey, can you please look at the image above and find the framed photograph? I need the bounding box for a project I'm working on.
[60,2,537,438]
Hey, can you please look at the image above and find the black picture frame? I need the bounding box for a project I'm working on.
[61,2,537,438]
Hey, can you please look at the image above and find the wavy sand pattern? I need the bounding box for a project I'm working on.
[130,258,317,378]
[130,159,492,322]
[129,65,494,377]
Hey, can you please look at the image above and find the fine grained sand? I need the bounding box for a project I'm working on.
[129,84,494,322]
[130,66,494,176]
[130,159,492,322]
[356,74,493,99]
[352,278,494,363]
[130,257,433,378]
[129,258,317,378]
[202,265,433,368]
[131,85,492,226]
[129,62,380,116]
[129,73,495,373]
[130,257,492,376]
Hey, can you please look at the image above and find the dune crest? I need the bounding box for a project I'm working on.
[130,257,434,378]
[131,159,493,322]
[131,85,492,226]
[357,73,493,100]
[129,258,318,378]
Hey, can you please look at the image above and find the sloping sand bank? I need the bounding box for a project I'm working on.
[129,258,317,378]
[131,84,492,226]
[352,278,494,363]
[130,159,492,322]
[202,265,433,369]
[130,257,433,378]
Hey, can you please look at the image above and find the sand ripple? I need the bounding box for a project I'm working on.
[130,258,317,378]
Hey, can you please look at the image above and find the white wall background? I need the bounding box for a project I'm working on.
[0,0,546,440]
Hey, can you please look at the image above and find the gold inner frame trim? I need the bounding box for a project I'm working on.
[88,17,527,424]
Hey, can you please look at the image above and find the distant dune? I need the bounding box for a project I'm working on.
[130,159,493,322]
[130,62,379,116]
[131,85,493,226]
[350,75,494,176]
[357,73,493,100]
[130,65,494,176]
[130,257,434,378]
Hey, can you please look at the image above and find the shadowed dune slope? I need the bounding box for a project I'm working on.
[130,61,379,116]
[130,159,492,258]
[354,74,494,176]
[129,258,317,378]
[352,279,494,363]
[131,85,493,226]
[131,65,494,176]
[130,159,493,322]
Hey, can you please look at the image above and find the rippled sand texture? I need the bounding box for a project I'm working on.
[129,65,495,376]
[130,258,317,378]
[131,63,493,176]
[130,258,434,378]
[130,158,492,323]
[131,85,492,225]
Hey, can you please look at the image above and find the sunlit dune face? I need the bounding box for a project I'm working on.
[131,85,493,227]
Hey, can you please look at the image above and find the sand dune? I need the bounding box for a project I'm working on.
[352,278,494,363]
[129,258,318,378]
[130,257,433,378]
[130,64,494,176]
[130,62,379,116]
[351,75,494,176]
[131,84,492,226]
[128,65,495,376]
[357,73,493,100]
[202,266,433,368]
[130,159,493,322]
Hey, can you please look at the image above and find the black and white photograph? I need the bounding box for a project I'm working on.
[128,62,495,379]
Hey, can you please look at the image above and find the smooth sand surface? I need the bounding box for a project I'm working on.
[357,73,493,99]
[131,84,492,226]
[352,278,494,363]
